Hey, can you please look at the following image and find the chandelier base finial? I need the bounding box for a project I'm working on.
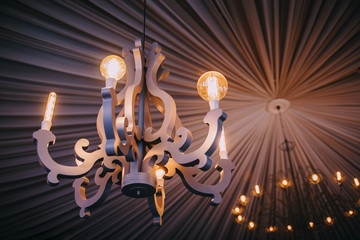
[122,172,156,198]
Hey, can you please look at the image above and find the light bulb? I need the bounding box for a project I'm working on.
[239,195,247,205]
[237,215,244,222]
[248,221,255,230]
[325,217,333,225]
[336,171,342,182]
[156,168,166,179]
[354,178,359,188]
[197,71,228,102]
[308,221,314,228]
[100,55,126,80]
[266,226,277,232]
[310,174,320,184]
[44,92,56,122]
[287,225,293,231]
[280,179,290,188]
[345,210,355,217]
[254,185,261,196]
[234,207,240,213]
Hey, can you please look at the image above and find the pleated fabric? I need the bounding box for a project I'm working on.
[1,0,359,239]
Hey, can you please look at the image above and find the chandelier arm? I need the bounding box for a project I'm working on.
[102,87,121,156]
[169,109,226,170]
[144,43,177,143]
[165,157,234,205]
[148,185,165,226]
[123,42,144,141]
[33,130,105,185]
[73,164,122,218]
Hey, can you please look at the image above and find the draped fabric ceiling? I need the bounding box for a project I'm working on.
[1,0,360,239]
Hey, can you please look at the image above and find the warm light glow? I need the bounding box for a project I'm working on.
[325,217,334,225]
[310,174,320,184]
[287,225,293,231]
[336,171,342,182]
[345,210,355,217]
[155,168,166,179]
[197,71,228,102]
[280,178,291,188]
[308,221,314,228]
[219,128,227,152]
[100,55,126,80]
[354,178,359,188]
[237,215,244,222]
[248,221,255,230]
[44,92,56,122]
[254,184,261,196]
[266,226,277,232]
[234,207,240,214]
[239,195,247,206]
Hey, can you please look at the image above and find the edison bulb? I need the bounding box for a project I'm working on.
[156,168,166,179]
[44,92,56,122]
[100,55,126,80]
[197,71,228,102]
[308,221,314,228]
[248,221,255,230]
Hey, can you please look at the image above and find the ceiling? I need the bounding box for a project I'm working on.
[1,0,360,239]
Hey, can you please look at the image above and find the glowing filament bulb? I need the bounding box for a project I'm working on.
[156,169,166,179]
[354,178,359,188]
[234,207,240,213]
[345,210,355,217]
[266,226,276,232]
[336,171,342,182]
[197,71,228,105]
[287,225,293,231]
[239,195,247,205]
[280,179,290,188]
[325,217,333,225]
[100,55,126,81]
[254,185,261,196]
[310,174,320,184]
[308,222,314,228]
[44,92,56,122]
[248,221,255,230]
[237,215,243,222]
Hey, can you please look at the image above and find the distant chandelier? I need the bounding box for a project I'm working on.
[33,37,235,225]
[231,99,359,234]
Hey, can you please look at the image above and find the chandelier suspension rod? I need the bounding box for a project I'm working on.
[141,0,147,51]
[277,105,307,234]
[138,0,147,172]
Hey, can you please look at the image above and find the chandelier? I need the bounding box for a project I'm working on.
[32,10,235,224]
[231,99,359,235]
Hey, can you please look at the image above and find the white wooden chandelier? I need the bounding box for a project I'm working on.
[33,38,235,225]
